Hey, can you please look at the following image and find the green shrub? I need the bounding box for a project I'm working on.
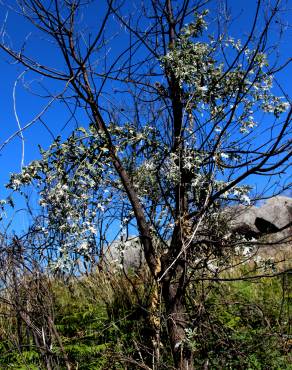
[0,269,290,369]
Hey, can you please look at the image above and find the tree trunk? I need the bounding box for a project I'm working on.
[162,282,193,370]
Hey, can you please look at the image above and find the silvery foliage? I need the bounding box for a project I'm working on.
[5,123,160,270]
[161,10,289,128]
[4,11,289,272]
[7,126,114,270]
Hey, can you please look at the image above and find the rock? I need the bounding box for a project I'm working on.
[255,217,280,234]
[230,196,291,260]
[104,196,292,269]
[232,222,259,240]
[230,196,292,236]
[256,196,292,230]
[103,237,145,270]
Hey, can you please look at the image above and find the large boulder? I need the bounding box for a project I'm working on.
[230,196,292,237]
[255,196,292,230]
[104,196,292,269]
[103,237,145,270]
[229,196,291,260]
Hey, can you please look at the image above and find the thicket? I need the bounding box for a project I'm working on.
[0,264,291,369]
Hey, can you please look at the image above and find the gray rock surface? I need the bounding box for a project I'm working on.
[256,196,292,230]
[230,196,292,236]
[105,196,292,269]
[104,237,145,270]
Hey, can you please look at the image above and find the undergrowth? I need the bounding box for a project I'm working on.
[0,267,291,369]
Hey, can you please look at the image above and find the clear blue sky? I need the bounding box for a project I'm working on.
[0,0,291,233]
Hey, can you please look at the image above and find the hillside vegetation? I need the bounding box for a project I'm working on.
[0,263,291,369]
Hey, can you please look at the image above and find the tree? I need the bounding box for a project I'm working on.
[1,0,291,368]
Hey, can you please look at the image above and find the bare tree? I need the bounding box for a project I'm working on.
[1,0,291,368]
[0,233,72,370]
